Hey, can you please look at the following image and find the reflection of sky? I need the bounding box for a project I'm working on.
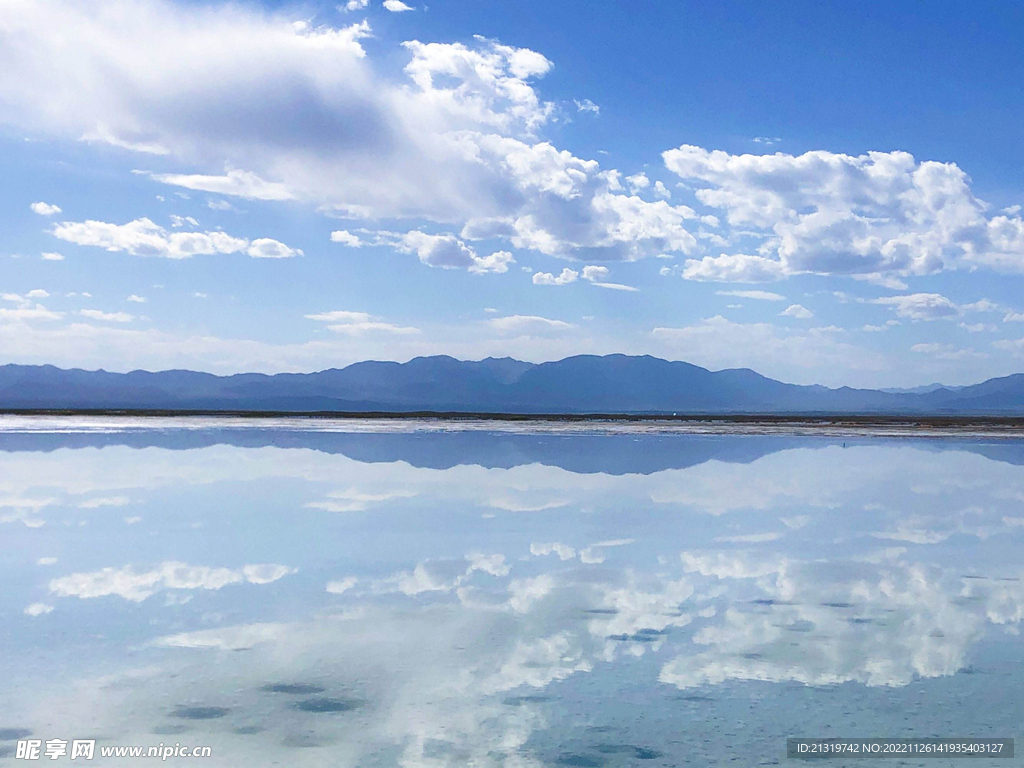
[2,420,1024,765]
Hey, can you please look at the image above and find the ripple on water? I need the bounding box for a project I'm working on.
[293,697,364,713]
[171,707,229,720]
[260,683,326,695]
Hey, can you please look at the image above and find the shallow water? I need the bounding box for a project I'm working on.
[2,420,1023,765]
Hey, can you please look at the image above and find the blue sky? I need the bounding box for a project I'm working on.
[2,0,1024,387]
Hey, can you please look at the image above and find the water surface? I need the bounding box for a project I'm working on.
[2,418,1022,765]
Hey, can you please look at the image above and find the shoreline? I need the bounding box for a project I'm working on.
[2,408,1024,425]
[2,410,1024,438]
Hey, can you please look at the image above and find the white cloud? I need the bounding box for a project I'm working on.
[396,231,514,273]
[780,304,813,319]
[330,229,363,247]
[326,576,357,594]
[0,1,698,263]
[871,293,960,321]
[651,315,885,384]
[24,603,54,616]
[682,253,787,283]
[488,315,574,334]
[383,0,414,10]
[140,169,294,201]
[0,305,64,321]
[41,252,65,261]
[532,267,578,286]
[79,309,134,323]
[962,298,1000,313]
[343,0,369,9]
[30,201,62,216]
[580,264,637,291]
[78,495,130,508]
[126,294,147,303]
[305,309,420,335]
[716,290,786,301]
[910,343,986,361]
[530,542,576,561]
[663,145,1024,280]
[573,98,599,115]
[247,237,303,258]
[625,172,649,193]
[51,217,299,260]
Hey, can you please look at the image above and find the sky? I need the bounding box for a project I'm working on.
[2,0,1024,388]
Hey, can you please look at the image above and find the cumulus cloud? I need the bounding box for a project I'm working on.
[247,238,303,258]
[0,1,699,264]
[779,304,813,319]
[383,0,414,10]
[532,267,578,286]
[24,602,54,616]
[531,264,636,291]
[30,201,61,216]
[50,217,300,259]
[663,145,1024,280]
[871,293,960,321]
[41,252,65,261]
[682,253,787,283]
[305,309,420,335]
[396,231,514,273]
[330,229,363,247]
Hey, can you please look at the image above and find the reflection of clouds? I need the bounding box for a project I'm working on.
[530,542,575,560]
[77,495,130,508]
[50,561,296,602]
[664,551,1024,689]
[0,494,56,526]
[11,538,1024,767]
[23,602,54,616]
[384,553,510,596]
[529,538,635,565]
[153,623,288,651]
[304,487,417,512]
[5,435,1024,765]
[6,444,1024,546]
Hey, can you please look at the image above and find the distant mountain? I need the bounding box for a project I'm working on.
[879,383,963,395]
[2,355,1024,414]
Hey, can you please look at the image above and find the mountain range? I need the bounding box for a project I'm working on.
[2,355,1024,414]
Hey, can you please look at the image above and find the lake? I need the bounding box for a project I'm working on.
[2,417,1022,765]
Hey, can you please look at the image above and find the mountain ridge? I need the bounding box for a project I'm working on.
[2,355,1024,414]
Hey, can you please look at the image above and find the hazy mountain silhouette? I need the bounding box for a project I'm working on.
[2,355,1024,414]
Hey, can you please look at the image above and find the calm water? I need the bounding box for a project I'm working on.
[2,418,1023,766]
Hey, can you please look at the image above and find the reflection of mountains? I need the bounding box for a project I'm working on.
[4,428,1024,473]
